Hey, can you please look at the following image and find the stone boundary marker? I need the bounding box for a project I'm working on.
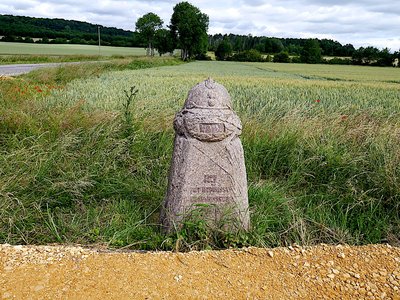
[161,78,250,232]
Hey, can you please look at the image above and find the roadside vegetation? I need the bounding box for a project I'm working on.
[0,54,136,65]
[1,59,399,251]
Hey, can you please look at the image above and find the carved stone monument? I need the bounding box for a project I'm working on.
[161,78,250,232]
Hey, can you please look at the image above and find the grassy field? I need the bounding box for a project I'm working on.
[0,42,147,56]
[0,60,399,250]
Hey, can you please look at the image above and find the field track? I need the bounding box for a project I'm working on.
[1,244,399,299]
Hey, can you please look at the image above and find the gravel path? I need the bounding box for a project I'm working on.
[1,244,399,299]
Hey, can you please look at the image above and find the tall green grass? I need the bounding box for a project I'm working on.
[0,60,399,250]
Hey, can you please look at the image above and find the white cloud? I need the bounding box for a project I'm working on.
[0,0,399,49]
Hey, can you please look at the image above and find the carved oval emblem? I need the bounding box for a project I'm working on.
[185,118,230,142]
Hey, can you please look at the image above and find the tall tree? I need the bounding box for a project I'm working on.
[377,48,393,66]
[154,28,175,56]
[273,51,290,63]
[170,2,209,60]
[264,38,284,53]
[352,46,380,65]
[363,46,380,64]
[342,44,355,57]
[135,12,163,56]
[215,38,233,60]
[300,39,322,64]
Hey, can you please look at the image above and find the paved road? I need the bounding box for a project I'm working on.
[0,61,90,76]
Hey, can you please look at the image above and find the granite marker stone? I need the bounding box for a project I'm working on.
[161,78,250,232]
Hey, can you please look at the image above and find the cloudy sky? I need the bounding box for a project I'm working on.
[1,0,399,50]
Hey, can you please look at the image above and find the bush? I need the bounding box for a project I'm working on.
[23,37,34,43]
[1,35,17,42]
[215,39,233,61]
[50,38,68,44]
[273,51,290,63]
[301,39,322,64]
[291,56,301,63]
[228,49,264,62]
[323,57,352,65]
[195,53,212,61]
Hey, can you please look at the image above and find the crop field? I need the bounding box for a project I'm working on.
[0,42,147,56]
[0,60,399,250]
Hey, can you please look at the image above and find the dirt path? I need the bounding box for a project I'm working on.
[1,244,399,299]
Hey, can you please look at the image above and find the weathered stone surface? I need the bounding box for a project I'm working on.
[161,78,250,232]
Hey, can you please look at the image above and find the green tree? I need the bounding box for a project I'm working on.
[23,36,34,43]
[135,12,163,56]
[264,38,284,53]
[319,39,342,56]
[229,49,264,62]
[170,2,209,60]
[273,51,290,63]
[363,46,380,64]
[341,43,355,57]
[286,43,302,55]
[215,38,233,60]
[352,47,364,65]
[300,39,322,64]
[376,48,393,66]
[352,46,380,65]
[154,28,175,56]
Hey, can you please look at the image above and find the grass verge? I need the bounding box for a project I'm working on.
[0,60,399,251]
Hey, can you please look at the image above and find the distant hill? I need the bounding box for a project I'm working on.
[0,14,141,47]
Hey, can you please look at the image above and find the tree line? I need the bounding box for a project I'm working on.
[213,35,400,67]
[0,2,209,60]
[0,14,141,47]
[1,7,399,66]
[209,34,356,57]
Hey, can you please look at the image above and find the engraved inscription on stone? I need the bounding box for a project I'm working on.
[190,174,231,204]
[199,123,224,134]
[203,174,217,184]
[161,78,250,232]
[190,187,229,194]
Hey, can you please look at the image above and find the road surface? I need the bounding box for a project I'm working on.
[0,61,92,76]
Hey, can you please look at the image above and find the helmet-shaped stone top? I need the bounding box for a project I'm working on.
[183,78,232,110]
